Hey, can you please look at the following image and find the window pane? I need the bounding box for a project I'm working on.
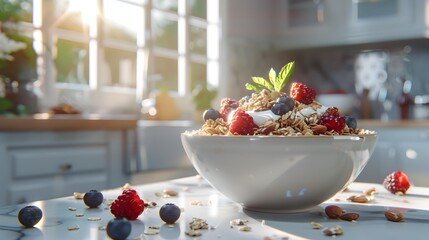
[356,0,398,19]
[191,61,206,89]
[54,0,94,33]
[151,56,177,91]
[54,12,86,32]
[189,25,206,55]
[104,0,142,42]
[103,48,137,88]
[153,0,178,12]
[152,12,178,50]
[55,39,89,85]
[126,0,147,5]
[190,0,206,19]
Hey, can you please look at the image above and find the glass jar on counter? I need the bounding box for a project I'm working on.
[414,95,429,119]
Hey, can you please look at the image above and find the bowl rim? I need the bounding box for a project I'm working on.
[182,132,377,139]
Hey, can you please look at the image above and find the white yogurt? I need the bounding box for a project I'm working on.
[228,106,328,126]
[228,109,281,126]
[296,106,328,119]
[247,110,281,126]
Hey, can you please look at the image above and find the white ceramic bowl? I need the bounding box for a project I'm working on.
[181,133,377,213]
[317,94,356,115]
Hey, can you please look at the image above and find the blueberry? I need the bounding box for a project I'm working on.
[271,96,294,115]
[344,116,357,129]
[83,190,104,208]
[18,205,43,228]
[106,218,132,240]
[277,96,288,104]
[202,108,221,121]
[159,203,181,224]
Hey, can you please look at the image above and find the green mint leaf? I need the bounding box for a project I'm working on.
[251,77,273,90]
[247,61,295,92]
[268,68,276,86]
[275,61,295,92]
[245,83,264,92]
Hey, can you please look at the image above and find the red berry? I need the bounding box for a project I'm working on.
[220,98,239,121]
[110,189,145,220]
[317,107,345,133]
[229,109,257,135]
[290,82,317,104]
[383,170,410,195]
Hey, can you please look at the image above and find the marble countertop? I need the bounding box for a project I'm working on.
[1,176,428,239]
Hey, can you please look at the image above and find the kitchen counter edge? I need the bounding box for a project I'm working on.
[0,114,139,131]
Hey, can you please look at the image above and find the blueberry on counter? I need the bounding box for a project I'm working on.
[83,190,104,208]
[106,218,131,240]
[18,205,43,228]
[159,203,181,224]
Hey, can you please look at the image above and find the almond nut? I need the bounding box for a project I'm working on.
[325,205,343,219]
[311,125,327,134]
[364,187,377,196]
[384,210,404,222]
[340,212,360,221]
[261,124,277,135]
[347,195,371,203]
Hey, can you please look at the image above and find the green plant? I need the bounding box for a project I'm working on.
[192,85,217,110]
[0,96,13,112]
[0,0,36,82]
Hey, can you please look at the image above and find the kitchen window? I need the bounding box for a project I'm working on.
[1,0,220,114]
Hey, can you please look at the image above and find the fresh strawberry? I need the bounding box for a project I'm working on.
[317,107,345,133]
[220,98,239,121]
[229,109,257,135]
[110,189,145,220]
[383,170,411,195]
[290,82,317,104]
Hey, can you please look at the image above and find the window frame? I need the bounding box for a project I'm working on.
[33,0,219,114]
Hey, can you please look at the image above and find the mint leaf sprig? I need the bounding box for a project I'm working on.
[245,61,295,92]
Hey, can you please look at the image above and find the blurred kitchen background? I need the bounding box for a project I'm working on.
[0,0,428,206]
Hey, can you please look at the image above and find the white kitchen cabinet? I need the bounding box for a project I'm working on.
[344,0,425,44]
[356,127,429,187]
[0,130,131,206]
[273,0,427,50]
[273,0,347,49]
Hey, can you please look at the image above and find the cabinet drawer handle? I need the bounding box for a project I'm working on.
[60,163,72,172]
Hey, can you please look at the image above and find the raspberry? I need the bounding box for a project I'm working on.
[229,109,257,135]
[220,98,239,121]
[290,82,317,104]
[318,109,345,133]
[110,189,145,220]
[383,170,410,195]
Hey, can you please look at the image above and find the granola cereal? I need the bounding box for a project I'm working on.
[191,62,375,137]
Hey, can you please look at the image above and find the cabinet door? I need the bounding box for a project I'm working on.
[274,0,348,49]
[346,0,425,43]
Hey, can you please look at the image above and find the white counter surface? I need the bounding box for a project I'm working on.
[1,176,428,239]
